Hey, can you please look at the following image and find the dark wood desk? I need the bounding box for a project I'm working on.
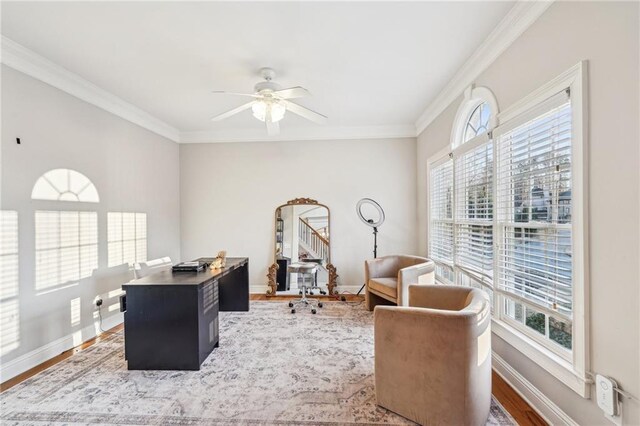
[196,257,249,312]
[122,257,249,370]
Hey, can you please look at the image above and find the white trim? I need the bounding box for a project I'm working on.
[415,1,553,135]
[493,318,590,397]
[0,36,415,144]
[179,125,417,144]
[497,61,584,123]
[1,36,180,143]
[492,351,580,426]
[0,311,123,383]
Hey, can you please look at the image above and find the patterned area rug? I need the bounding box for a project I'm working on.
[1,301,515,425]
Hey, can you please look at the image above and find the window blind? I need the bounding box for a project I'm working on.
[496,93,573,319]
[454,141,493,277]
[429,159,453,265]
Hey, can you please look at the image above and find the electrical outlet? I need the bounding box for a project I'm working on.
[596,374,618,417]
[95,298,103,307]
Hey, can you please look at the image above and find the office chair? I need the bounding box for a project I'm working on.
[287,263,323,314]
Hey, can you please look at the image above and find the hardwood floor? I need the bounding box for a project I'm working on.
[0,296,548,425]
[492,371,548,425]
[0,324,124,393]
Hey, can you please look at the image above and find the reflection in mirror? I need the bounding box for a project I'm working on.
[268,198,337,296]
[275,204,329,295]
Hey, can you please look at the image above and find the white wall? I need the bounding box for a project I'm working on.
[180,138,418,291]
[417,2,639,424]
[0,66,181,375]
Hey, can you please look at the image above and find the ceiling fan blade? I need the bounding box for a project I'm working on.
[273,86,310,99]
[266,119,280,136]
[211,101,254,122]
[211,91,261,99]
[283,101,328,124]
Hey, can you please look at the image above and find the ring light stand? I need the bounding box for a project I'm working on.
[356,198,385,295]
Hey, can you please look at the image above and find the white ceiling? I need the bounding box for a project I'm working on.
[1,1,515,141]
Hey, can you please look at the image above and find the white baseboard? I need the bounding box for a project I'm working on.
[249,285,363,295]
[493,351,578,426]
[0,312,124,383]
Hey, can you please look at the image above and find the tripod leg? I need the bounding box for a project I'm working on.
[356,282,366,296]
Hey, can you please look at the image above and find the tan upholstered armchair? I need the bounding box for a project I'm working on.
[374,285,492,426]
[364,255,435,310]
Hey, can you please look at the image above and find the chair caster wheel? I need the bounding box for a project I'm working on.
[291,309,296,314]
[318,302,323,308]
[288,302,294,308]
[310,292,314,295]
[299,291,303,295]
[341,296,346,301]
[320,291,326,295]
[311,309,317,314]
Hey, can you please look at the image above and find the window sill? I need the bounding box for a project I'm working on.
[492,318,590,398]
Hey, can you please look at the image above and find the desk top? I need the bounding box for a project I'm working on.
[123,257,248,288]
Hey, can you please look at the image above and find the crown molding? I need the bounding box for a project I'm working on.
[1,36,181,142]
[179,124,417,144]
[414,0,554,135]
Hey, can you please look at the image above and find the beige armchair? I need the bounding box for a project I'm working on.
[364,255,435,310]
[374,285,492,426]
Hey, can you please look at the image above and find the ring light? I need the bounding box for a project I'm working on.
[356,198,385,296]
[356,198,385,228]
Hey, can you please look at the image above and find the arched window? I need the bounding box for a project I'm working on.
[31,169,99,203]
[463,102,492,143]
[450,86,499,148]
[429,85,499,305]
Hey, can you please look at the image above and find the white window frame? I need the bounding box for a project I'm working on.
[492,61,590,397]
[427,63,589,397]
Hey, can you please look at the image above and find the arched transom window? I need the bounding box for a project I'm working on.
[451,86,499,148]
[31,169,99,203]
[463,102,492,143]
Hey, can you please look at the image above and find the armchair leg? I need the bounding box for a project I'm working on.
[365,288,375,311]
[366,290,393,311]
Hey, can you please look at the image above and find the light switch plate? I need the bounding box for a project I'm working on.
[596,374,618,417]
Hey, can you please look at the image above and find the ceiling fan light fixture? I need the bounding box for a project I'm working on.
[252,100,286,123]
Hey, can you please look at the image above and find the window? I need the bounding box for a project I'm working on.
[35,211,98,292]
[108,212,147,267]
[431,86,498,299]
[454,140,494,280]
[427,63,588,395]
[430,86,498,288]
[32,169,99,203]
[495,94,574,356]
[429,156,454,283]
[463,102,492,143]
[1,211,20,355]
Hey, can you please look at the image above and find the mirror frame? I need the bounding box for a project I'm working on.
[267,197,338,296]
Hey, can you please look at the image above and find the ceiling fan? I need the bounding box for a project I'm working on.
[210,67,327,136]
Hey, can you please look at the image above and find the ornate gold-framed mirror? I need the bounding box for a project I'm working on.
[267,198,338,295]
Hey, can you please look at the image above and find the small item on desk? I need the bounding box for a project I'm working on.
[172,261,207,273]
[210,250,227,269]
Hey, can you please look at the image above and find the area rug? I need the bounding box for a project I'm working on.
[0,301,515,425]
